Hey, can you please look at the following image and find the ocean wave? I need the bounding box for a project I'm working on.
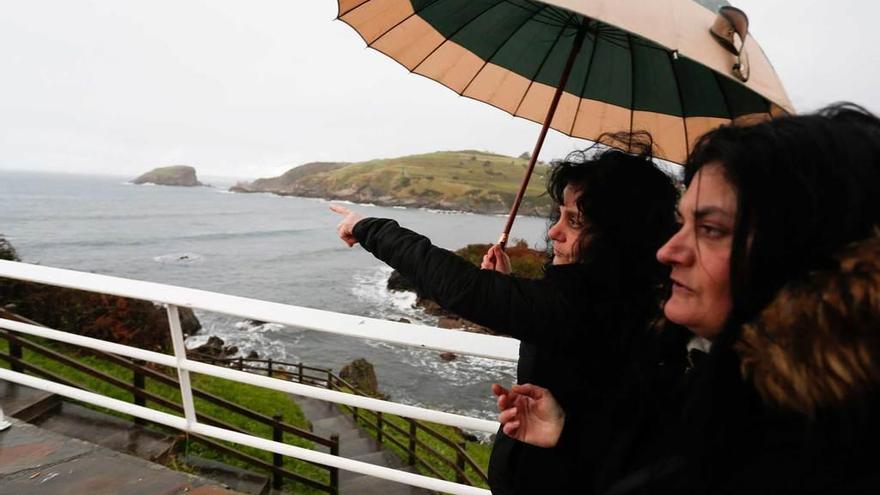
[153,252,205,264]
[350,266,437,325]
[186,315,303,363]
[419,207,474,216]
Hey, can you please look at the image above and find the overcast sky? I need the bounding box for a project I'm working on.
[0,0,877,179]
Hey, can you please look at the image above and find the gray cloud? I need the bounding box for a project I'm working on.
[0,0,876,178]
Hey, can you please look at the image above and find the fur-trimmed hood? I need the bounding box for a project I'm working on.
[737,234,880,416]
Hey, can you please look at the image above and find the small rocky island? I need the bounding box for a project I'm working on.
[133,165,203,187]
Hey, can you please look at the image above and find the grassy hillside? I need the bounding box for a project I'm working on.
[233,151,553,216]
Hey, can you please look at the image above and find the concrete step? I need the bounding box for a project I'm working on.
[33,401,176,461]
[0,380,60,421]
[0,418,244,494]
[290,395,341,423]
[338,435,380,457]
[289,390,434,495]
[341,470,437,495]
[183,455,271,495]
[310,416,369,441]
[339,451,402,483]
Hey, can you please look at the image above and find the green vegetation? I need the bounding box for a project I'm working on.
[237,150,554,216]
[332,382,492,489]
[0,335,495,491]
[0,337,326,493]
[455,239,548,279]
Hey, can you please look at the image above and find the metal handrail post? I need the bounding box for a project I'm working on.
[167,304,197,428]
[0,405,11,431]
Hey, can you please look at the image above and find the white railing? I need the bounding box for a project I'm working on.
[0,260,520,495]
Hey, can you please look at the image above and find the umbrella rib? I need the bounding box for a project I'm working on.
[568,24,599,137]
[336,0,371,19]
[512,13,576,117]
[365,0,447,49]
[459,4,549,96]
[412,1,514,74]
[667,50,690,162]
[502,0,570,27]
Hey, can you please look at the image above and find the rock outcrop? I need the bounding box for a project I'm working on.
[133,166,203,187]
[339,358,388,399]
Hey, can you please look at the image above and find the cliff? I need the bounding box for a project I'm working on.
[231,151,553,216]
[133,165,203,187]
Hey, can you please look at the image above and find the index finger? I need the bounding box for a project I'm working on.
[329,204,351,216]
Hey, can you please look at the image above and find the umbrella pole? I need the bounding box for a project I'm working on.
[499,25,587,249]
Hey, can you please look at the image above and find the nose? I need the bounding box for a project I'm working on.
[657,226,692,266]
[548,218,565,242]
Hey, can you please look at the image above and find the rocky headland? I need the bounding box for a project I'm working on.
[230,151,553,216]
[133,165,204,187]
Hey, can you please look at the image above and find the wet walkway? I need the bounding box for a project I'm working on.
[0,417,242,495]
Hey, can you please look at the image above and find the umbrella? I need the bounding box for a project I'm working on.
[337,0,792,246]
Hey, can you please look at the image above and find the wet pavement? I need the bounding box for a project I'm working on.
[0,417,242,495]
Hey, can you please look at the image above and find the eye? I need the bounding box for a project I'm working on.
[568,216,585,229]
[698,224,726,239]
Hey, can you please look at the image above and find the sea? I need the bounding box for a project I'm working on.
[0,170,549,426]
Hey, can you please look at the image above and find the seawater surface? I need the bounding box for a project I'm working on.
[0,170,549,423]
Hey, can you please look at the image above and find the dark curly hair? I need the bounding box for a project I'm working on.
[684,103,880,340]
[546,131,681,295]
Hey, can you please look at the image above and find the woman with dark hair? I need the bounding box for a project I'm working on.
[497,103,880,493]
[331,138,680,494]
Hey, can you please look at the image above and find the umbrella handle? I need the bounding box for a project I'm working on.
[498,24,588,250]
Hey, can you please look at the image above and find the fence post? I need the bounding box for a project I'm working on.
[330,433,340,495]
[237,356,243,370]
[272,413,283,490]
[408,419,417,466]
[326,370,333,389]
[166,305,197,429]
[376,411,383,445]
[297,362,304,383]
[8,333,22,373]
[267,358,273,378]
[133,359,146,425]
[456,440,467,484]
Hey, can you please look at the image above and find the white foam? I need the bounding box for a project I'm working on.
[153,252,205,264]
[349,266,436,325]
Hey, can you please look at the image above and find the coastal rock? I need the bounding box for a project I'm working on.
[133,165,203,187]
[0,236,20,261]
[189,335,240,359]
[339,358,386,398]
[387,270,417,293]
[439,352,457,362]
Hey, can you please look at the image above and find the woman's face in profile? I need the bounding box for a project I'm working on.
[657,163,736,339]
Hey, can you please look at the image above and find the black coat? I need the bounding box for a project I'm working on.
[595,234,880,495]
[354,218,661,494]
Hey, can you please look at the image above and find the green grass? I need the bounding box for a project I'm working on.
[0,336,494,491]
[332,384,492,489]
[0,337,326,493]
[254,150,554,215]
